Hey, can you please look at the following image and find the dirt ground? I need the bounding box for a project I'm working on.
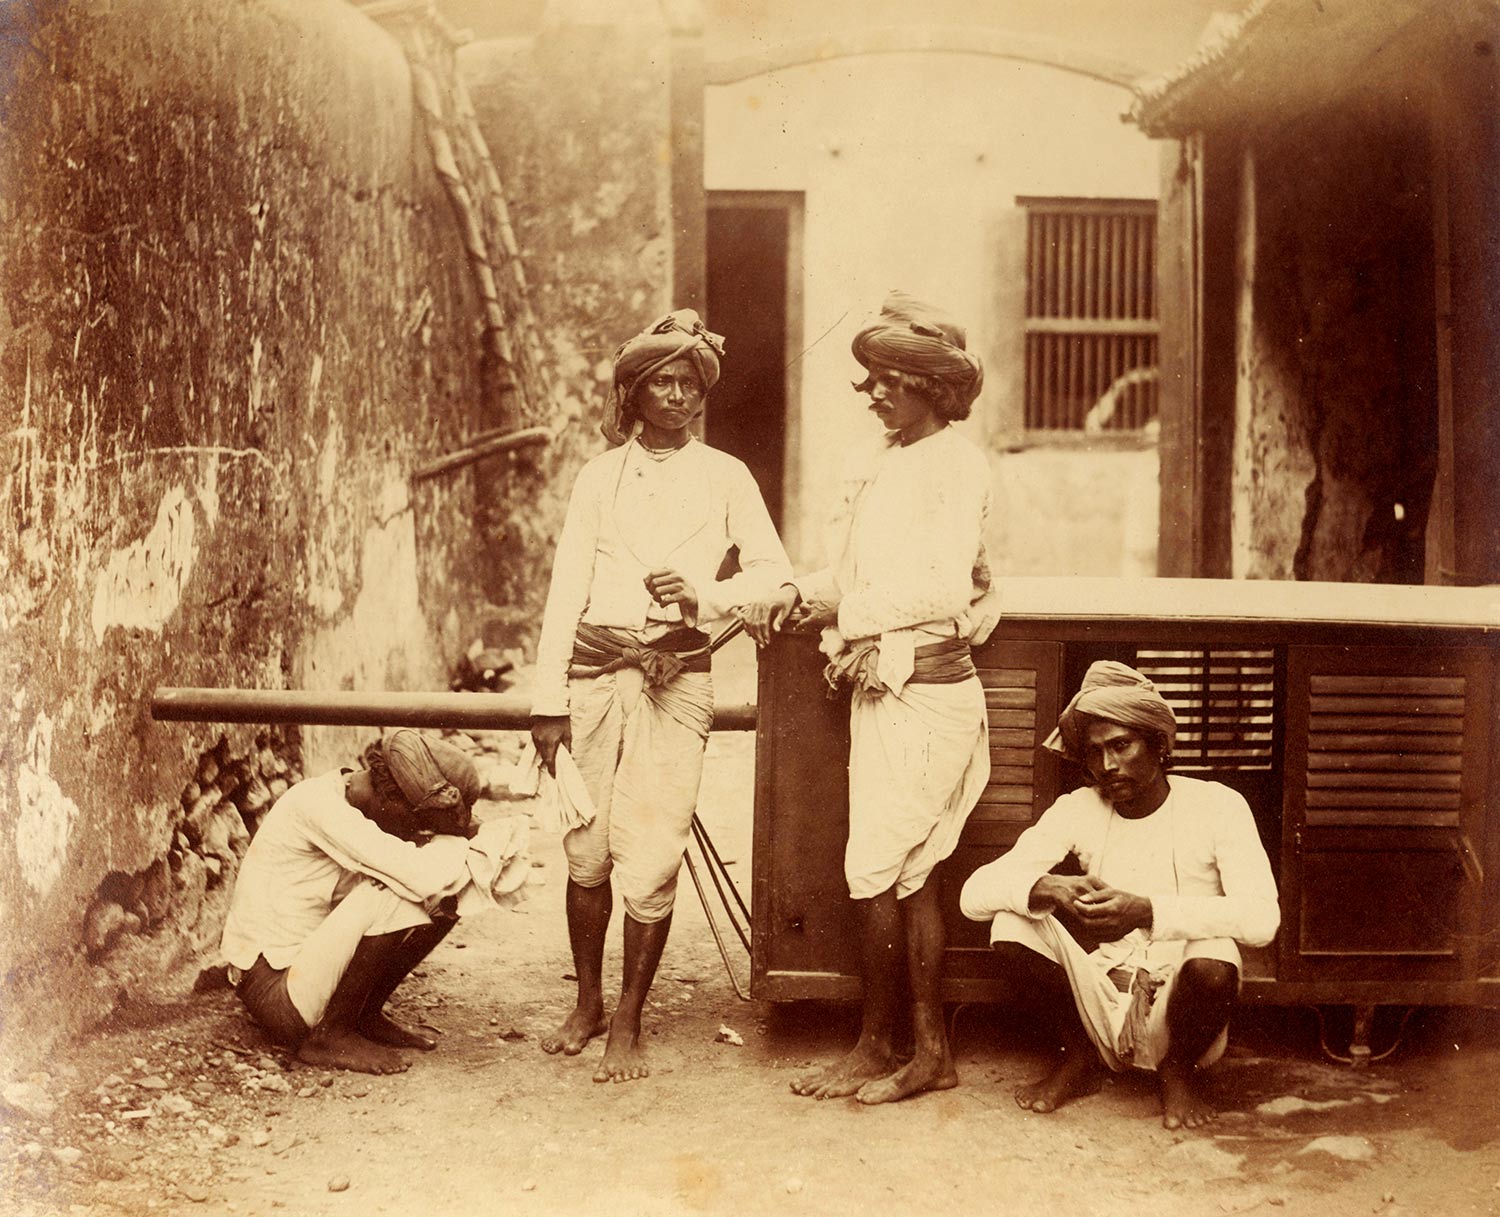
[5,654,1500,1217]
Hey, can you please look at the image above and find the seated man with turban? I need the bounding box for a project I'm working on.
[742,291,997,1104]
[221,729,529,1074]
[960,662,1280,1128]
[530,309,791,1083]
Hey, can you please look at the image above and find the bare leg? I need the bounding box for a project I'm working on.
[594,912,672,1082]
[356,918,455,1050]
[541,879,612,1056]
[297,931,414,1074]
[791,889,902,1099]
[856,879,959,1104]
[1159,958,1237,1130]
[996,943,1104,1114]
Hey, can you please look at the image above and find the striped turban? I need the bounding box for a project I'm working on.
[603,309,726,444]
[1042,660,1178,764]
[368,729,482,840]
[851,290,984,411]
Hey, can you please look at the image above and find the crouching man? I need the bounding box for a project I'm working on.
[960,661,1280,1128]
[220,729,527,1074]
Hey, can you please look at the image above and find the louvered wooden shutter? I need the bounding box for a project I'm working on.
[1304,672,1464,830]
[947,639,1064,959]
[1134,648,1276,771]
[964,639,1064,848]
[1021,197,1160,432]
[1283,645,1489,982]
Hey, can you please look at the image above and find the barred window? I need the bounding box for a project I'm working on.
[1020,197,1159,433]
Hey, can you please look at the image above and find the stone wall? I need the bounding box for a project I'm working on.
[0,0,509,1064]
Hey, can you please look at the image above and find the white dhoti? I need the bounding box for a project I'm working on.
[281,879,432,1027]
[845,674,990,900]
[564,667,713,923]
[991,910,1239,1072]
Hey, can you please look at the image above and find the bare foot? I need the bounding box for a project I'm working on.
[297,1028,408,1075]
[357,1011,437,1051]
[790,1040,899,1100]
[855,1048,958,1105]
[1014,1051,1102,1114]
[592,1015,649,1083]
[1160,1059,1216,1129]
[540,1005,608,1057]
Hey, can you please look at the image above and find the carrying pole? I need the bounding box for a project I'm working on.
[152,616,761,996]
[152,687,755,733]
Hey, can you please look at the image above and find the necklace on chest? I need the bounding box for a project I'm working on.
[633,439,688,473]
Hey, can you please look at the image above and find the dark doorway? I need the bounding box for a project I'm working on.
[705,191,803,537]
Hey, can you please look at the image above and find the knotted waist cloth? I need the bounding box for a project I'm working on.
[562,622,715,922]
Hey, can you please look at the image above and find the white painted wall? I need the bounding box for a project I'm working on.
[706,51,1162,576]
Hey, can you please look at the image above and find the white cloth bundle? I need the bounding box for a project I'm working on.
[451,816,534,917]
[513,741,598,835]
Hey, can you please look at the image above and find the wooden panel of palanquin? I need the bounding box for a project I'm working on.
[750,620,1500,1005]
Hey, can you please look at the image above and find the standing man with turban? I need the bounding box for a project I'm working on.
[742,291,998,1104]
[530,309,791,1083]
[221,729,529,1074]
[960,661,1280,1128]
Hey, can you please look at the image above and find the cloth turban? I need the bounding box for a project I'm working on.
[1042,660,1178,764]
[382,729,481,822]
[603,309,726,443]
[850,290,984,409]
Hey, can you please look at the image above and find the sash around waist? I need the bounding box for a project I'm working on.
[825,634,976,693]
[910,637,976,685]
[569,622,712,686]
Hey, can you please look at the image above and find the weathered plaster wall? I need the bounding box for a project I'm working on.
[460,0,677,645]
[988,449,1158,578]
[1231,103,1437,582]
[0,0,501,1063]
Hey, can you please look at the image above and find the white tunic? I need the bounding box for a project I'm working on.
[796,424,992,649]
[793,424,994,898]
[531,439,791,717]
[959,776,1281,1070]
[959,776,1281,958]
[220,769,471,973]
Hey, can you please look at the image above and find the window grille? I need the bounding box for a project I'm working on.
[1134,649,1277,771]
[1020,197,1159,433]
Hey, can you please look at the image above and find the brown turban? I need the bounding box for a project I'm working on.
[1042,660,1178,764]
[602,309,726,444]
[850,290,984,410]
[382,729,481,824]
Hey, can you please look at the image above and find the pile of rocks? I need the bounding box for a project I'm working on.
[79,731,303,991]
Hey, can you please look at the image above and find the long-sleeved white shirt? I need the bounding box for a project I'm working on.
[794,425,991,642]
[220,769,472,971]
[959,775,1281,951]
[531,439,791,717]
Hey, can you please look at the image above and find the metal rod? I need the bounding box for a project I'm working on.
[690,818,750,953]
[707,617,745,653]
[152,688,756,732]
[691,815,751,929]
[683,850,750,1002]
